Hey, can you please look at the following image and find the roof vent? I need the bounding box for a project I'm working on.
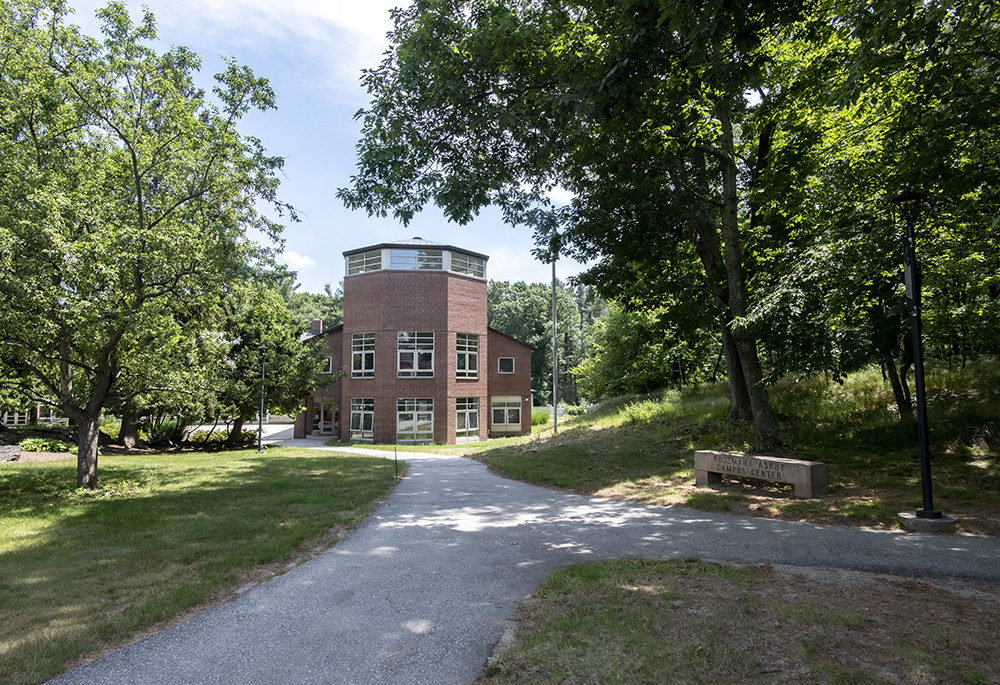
[411,236,422,240]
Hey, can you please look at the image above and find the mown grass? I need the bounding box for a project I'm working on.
[473,362,1000,534]
[0,447,402,685]
[476,559,1000,684]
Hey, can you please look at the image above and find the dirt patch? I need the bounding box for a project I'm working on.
[5,450,74,463]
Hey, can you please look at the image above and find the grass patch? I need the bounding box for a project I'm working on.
[476,559,1000,684]
[472,361,1000,534]
[0,447,402,685]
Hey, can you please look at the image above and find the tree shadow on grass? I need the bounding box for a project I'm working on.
[0,449,400,685]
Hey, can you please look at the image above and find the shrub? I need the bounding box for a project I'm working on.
[187,429,258,448]
[531,408,551,426]
[20,437,73,452]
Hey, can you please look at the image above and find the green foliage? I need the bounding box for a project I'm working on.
[574,302,720,400]
[488,280,593,404]
[278,273,345,330]
[530,408,551,426]
[206,280,331,439]
[19,437,73,452]
[0,1,292,488]
[188,429,257,448]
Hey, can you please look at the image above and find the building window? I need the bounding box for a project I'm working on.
[451,253,485,278]
[351,333,375,378]
[398,331,434,377]
[320,356,333,374]
[491,397,521,431]
[389,249,443,270]
[347,250,382,274]
[397,398,434,442]
[498,357,515,374]
[456,397,479,442]
[349,398,374,441]
[456,333,479,379]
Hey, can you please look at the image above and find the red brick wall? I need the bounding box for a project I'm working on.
[302,261,531,444]
[335,268,492,444]
[487,329,533,436]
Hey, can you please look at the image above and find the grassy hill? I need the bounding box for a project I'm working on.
[473,363,1000,535]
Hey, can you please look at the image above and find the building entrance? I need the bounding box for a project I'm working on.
[312,399,339,436]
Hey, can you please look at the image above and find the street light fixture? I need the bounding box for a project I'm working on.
[257,343,267,453]
[890,188,942,523]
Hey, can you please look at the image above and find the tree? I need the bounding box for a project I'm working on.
[748,0,1000,418]
[339,0,816,450]
[279,274,345,331]
[0,1,292,488]
[487,280,579,405]
[211,282,332,447]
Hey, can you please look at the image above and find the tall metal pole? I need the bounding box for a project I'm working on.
[258,343,267,453]
[893,189,939,519]
[552,246,558,436]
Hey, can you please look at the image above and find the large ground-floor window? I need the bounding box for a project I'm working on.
[397,398,434,443]
[490,396,522,434]
[349,398,374,441]
[456,397,479,443]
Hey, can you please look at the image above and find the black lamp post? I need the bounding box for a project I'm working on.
[257,343,267,453]
[890,188,940,519]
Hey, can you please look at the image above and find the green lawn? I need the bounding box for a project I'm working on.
[475,559,1000,685]
[0,447,402,685]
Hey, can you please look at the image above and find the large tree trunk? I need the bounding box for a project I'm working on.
[225,413,247,449]
[717,101,780,452]
[117,401,140,448]
[720,320,752,421]
[883,352,912,420]
[685,190,752,421]
[77,415,100,489]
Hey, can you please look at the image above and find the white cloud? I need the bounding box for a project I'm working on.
[280,251,317,269]
[71,0,403,94]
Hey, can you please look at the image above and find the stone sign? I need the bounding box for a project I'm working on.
[695,450,826,498]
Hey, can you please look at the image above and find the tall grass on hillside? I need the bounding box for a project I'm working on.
[474,361,1000,534]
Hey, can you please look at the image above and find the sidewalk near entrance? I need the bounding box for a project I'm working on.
[53,447,1000,685]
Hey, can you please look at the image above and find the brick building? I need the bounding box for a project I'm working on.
[293,238,533,444]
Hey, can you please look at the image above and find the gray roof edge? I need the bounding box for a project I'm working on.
[343,238,490,261]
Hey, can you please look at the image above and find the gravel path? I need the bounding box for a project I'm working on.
[52,443,1000,685]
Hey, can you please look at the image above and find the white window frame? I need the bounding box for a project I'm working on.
[498,357,515,374]
[451,253,485,278]
[456,397,479,443]
[320,355,333,374]
[346,250,382,274]
[456,333,479,379]
[397,398,434,443]
[351,332,375,378]
[491,397,522,432]
[349,398,375,441]
[398,331,434,377]
[389,249,443,270]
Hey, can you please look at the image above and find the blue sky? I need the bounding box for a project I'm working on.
[68,0,587,294]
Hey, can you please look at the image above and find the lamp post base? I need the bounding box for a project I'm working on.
[897,511,957,533]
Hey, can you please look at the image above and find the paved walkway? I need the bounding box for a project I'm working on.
[53,436,1000,684]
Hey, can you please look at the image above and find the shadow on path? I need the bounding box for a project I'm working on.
[54,448,1000,685]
